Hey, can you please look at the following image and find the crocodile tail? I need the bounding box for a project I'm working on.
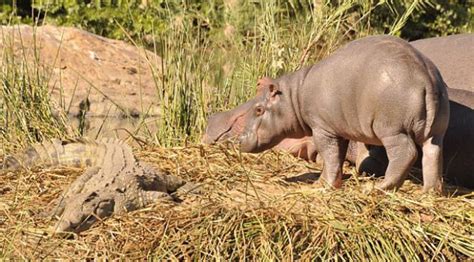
[2,138,133,170]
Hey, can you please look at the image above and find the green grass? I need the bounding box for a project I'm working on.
[0,26,72,152]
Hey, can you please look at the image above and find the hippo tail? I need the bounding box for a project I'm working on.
[423,77,450,139]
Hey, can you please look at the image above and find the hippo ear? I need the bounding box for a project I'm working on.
[256,77,275,96]
[256,82,265,96]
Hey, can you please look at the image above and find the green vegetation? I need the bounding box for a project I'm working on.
[0,30,72,153]
[2,1,472,40]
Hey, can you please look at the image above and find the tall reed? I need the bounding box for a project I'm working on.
[0,26,71,152]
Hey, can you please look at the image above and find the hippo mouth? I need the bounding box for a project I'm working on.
[238,132,259,153]
[202,128,230,144]
[202,125,240,144]
[214,126,239,143]
[238,130,276,153]
[203,109,251,145]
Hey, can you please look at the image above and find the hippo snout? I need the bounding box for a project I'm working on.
[238,132,259,153]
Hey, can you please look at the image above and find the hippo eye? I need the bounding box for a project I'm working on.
[255,106,265,116]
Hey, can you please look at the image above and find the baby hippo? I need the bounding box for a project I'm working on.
[235,36,450,192]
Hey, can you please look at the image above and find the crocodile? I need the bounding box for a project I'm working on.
[2,138,197,234]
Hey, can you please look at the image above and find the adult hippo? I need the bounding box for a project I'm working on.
[410,34,473,92]
[209,35,450,192]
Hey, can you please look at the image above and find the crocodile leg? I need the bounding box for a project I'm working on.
[53,191,116,234]
[50,166,101,218]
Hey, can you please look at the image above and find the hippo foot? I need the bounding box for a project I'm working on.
[421,186,444,196]
[314,176,343,189]
[374,181,403,192]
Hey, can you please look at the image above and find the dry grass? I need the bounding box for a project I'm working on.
[1,1,472,260]
[1,144,473,260]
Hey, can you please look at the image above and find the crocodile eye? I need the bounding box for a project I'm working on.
[255,106,265,116]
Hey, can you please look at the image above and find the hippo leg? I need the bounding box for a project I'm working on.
[421,135,444,192]
[356,143,388,177]
[312,132,349,188]
[355,143,369,169]
[377,134,418,190]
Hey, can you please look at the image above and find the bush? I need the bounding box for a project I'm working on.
[3,1,473,42]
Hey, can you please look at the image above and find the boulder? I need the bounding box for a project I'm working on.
[0,25,162,137]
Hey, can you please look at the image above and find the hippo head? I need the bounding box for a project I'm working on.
[238,77,301,153]
[202,98,258,144]
[203,77,309,156]
[202,77,277,145]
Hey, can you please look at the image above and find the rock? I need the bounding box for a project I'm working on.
[0,25,162,138]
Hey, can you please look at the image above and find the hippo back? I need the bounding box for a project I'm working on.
[410,34,474,92]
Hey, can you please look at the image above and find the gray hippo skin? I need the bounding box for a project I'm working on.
[357,88,473,188]
[225,35,451,192]
[441,89,474,187]
[410,34,473,92]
